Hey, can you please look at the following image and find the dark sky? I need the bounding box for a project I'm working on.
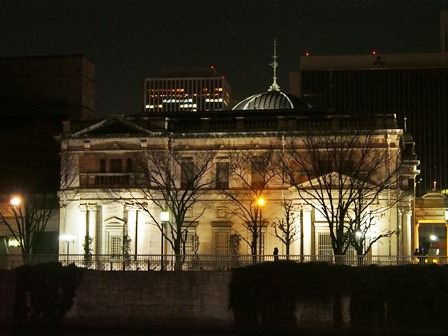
[0,0,446,117]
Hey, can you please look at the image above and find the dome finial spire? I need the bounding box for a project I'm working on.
[268,38,281,92]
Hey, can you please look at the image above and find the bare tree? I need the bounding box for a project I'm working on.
[273,198,300,258]
[346,187,395,265]
[0,123,77,257]
[281,130,401,260]
[111,141,218,267]
[220,150,278,261]
[0,193,58,256]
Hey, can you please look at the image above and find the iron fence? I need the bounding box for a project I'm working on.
[0,254,445,271]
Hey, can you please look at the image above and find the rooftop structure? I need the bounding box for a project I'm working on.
[144,67,232,112]
[298,52,448,195]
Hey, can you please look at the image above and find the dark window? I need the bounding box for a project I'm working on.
[216,162,229,189]
[126,159,133,172]
[110,159,122,173]
[251,161,264,190]
[100,159,106,173]
[181,161,195,189]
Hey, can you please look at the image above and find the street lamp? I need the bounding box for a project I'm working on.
[60,234,76,265]
[256,197,265,258]
[10,196,21,206]
[160,210,169,271]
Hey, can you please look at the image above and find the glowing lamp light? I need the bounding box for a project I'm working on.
[430,234,438,241]
[372,50,377,55]
[305,51,310,56]
[160,210,169,222]
[8,239,20,247]
[60,234,76,242]
[10,196,21,206]
[257,198,265,207]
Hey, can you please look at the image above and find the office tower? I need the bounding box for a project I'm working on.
[298,53,448,195]
[144,67,232,112]
[441,11,448,53]
[0,55,96,121]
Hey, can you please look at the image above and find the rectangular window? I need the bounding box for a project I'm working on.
[317,232,333,261]
[181,161,195,189]
[182,228,196,255]
[126,159,133,172]
[99,159,106,173]
[216,162,229,189]
[213,229,230,255]
[110,159,122,173]
[251,161,264,190]
[109,235,122,256]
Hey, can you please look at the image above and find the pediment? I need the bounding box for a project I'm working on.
[74,117,153,136]
[104,216,125,227]
[297,171,373,189]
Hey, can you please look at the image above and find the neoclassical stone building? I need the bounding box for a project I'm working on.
[58,84,419,264]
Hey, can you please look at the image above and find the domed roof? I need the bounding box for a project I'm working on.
[233,39,311,111]
[232,90,312,110]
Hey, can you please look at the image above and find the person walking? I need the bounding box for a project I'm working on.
[273,247,279,261]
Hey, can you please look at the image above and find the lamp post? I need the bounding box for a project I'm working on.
[355,230,364,266]
[256,197,265,260]
[60,234,76,265]
[160,210,169,271]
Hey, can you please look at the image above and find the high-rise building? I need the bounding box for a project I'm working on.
[0,55,96,121]
[441,11,448,53]
[297,53,448,195]
[144,67,232,112]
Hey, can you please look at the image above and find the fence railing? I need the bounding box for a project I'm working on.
[0,254,443,271]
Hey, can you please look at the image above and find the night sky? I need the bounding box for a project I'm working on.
[0,0,446,117]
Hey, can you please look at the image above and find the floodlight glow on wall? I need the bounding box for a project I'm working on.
[8,239,20,247]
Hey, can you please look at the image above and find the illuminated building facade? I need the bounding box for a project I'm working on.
[144,68,232,112]
[54,48,420,266]
[298,53,448,196]
[57,102,417,263]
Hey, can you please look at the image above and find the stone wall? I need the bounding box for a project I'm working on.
[67,270,234,329]
[0,269,340,331]
[0,270,15,321]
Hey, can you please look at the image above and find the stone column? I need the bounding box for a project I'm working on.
[126,205,139,256]
[302,205,313,255]
[402,207,412,256]
[79,203,97,254]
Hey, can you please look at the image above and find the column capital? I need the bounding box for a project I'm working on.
[79,203,98,212]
